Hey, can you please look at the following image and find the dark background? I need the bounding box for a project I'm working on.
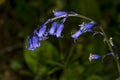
[0,0,120,80]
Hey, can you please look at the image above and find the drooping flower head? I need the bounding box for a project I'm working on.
[26,11,97,51]
[27,35,40,51]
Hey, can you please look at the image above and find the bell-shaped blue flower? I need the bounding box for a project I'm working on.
[72,21,95,40]
[80,21,95,32]
[27,36,40,51]
[49,22,58,35]
[71,30,82,40]
[35,24,48,40]
[89,53,101,62]
[53,10,67,17]
[55,23,64,38]
[38,33,49,40]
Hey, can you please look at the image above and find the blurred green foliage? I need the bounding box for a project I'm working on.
[0,0,120,80]
[24,41,59,75]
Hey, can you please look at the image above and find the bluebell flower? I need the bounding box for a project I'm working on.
[35,24,48,40]
[89,53,101,62]
[72,21,95,40]
[55,23,64,38]
[27,35,40,51]
[53,10,67,17]
[49,22,58,35]
[71,30,82,40]
[38,32,49,40]
[79,21,95,32]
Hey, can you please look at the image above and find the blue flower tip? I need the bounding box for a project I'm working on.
[55,23,64,38]
[53,10,67,17]
[49,22,58,35]
[27,36,41,51]
[71,30,82,40]
[89,53,100,62]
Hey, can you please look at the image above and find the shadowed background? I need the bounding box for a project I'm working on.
[0,0,120,80]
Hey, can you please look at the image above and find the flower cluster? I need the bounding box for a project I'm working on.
[26,11,96,51]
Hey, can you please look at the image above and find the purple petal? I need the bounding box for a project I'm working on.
[89,53,101,61]
[85,21,95,29]
[71,30,83,40]
[35,25,47,38]
[38,36,49,40]
[27,36,40,51]
[55,23,64,38]
[87,29,93,32]
[53,11,67,17]
[49,22,58,35]
[92,54,100,59]
[83,21,95,30]
[80,21,95,32]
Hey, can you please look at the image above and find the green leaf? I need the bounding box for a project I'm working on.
[116,77,120,80]
[24,40,60,76]
[86,75,102,80]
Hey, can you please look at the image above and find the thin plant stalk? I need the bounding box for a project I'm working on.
[65,43,77,67]
[36,12,120,76]
[99,26,120,76]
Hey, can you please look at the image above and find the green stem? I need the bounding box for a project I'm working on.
[100,26,120,76]
[65,43,77,67]
[42,11,120,76]
[43,13,93,26]
[48,13,93,22]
